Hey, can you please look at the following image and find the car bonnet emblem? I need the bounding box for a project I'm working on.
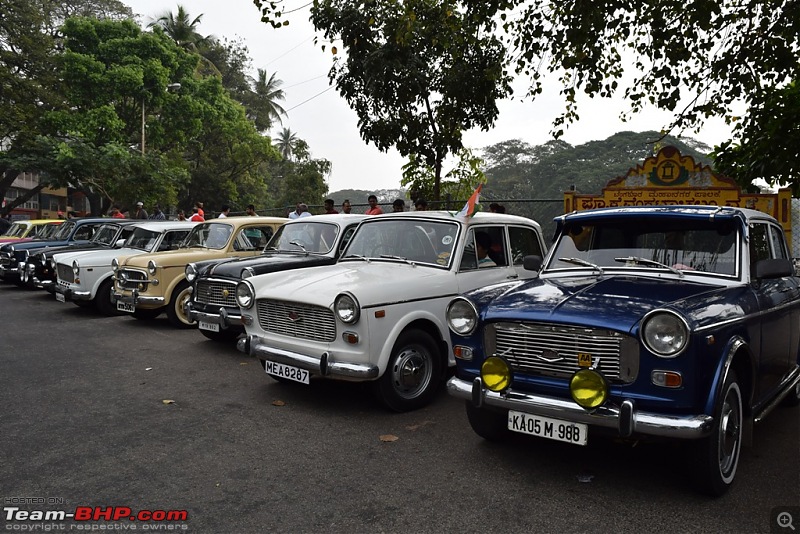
[222,289,229,298]
[536,349,563,363]
[288,311,301,322]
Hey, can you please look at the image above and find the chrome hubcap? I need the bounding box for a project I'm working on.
[391,347,432,399]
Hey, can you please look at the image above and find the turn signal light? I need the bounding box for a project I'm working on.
[651,370,683,388]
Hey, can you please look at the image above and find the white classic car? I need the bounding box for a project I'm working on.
[53,221,197,314]
[236,211,547,411]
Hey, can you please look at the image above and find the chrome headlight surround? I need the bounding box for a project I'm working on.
[111,258,119,272]
[446,297,478,336]
[640,310,690,358]
[50,258,57,270]
[334,292,360,324]
[147,260,157,275]
[72,260,80,276]
[236,280,255,309]
[241,267,255,280]
[185,263,197,283]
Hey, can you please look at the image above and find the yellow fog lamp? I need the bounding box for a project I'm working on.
[569,368,609,410]
[480,356,512,392]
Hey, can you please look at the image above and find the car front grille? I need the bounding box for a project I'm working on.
[195,278,237,307]
[485,322,639,383]
[56,263,74,283]
[116,268,148,290]
[255,299,336,343]
[0,253,12,267]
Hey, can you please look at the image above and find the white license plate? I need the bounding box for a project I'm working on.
[264,360,310,385]
[116,301,135,313]
[199,321,219,332]
[55,292,65,303]
[508,410,588,446]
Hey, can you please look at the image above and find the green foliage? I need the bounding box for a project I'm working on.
[401,148,485,208]
[309,0,512,200]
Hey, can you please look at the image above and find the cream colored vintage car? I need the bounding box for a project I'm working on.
[112,216,286,327]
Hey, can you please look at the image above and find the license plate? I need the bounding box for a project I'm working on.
[508,410,588,446]
[55,292,65,303]
[264,360,310,385]
[199,321,219,332]
[117,301,135,313]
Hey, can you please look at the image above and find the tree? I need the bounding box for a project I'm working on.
[244,69,287,132]
[148,5,219,76]
[254,0,800,191]
[273,128,299,160]
[309,1,512,201]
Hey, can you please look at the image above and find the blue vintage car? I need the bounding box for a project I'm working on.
[446,205,800,495]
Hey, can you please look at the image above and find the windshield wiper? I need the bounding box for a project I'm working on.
[557,257,604,274]
[614,256,684,277]
[343,254,370,262]
[289,240,309,254]
[379,254,412,265]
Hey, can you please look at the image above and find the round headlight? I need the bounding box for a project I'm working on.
[446,297,478,335]
[72,260,80,276]
[334,292,360,324]
[570,369,609,409]
[481,356,512,392]
[8,245,14,254]
[147,260,157,275]
[236,281,255,309]
[185,263,197,282]
[50,259,56,270]
[641,311,689,357]
[111,258,119,272]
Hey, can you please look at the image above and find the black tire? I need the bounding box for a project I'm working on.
[94,279,117,316]
[465,401,510,442]
[692,369,743,496]
[200,327,242,343]
[132,307,163,320]
[166,280,196,329]
[373,329,442,412]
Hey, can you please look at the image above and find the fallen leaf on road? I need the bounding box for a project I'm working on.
[162,399,175,405]
[405,420,434,431]
[272,400,286,406]
[240,362,248,366]
[145,368,152,371]
[379,434,399,442]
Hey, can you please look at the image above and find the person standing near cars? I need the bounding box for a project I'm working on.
[341,199,352,214]
[133,202,148,219]
[246,204,258,216]
[392,199,405,212]
[218,205,230,218]
[366,195,383,215]
[324,199,339,214]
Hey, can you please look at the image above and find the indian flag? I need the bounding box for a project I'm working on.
[455,183,483,218]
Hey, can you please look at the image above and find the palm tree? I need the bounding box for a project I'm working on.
[274,128,299,161]
[148,5,218,75]
[247,69,287,132]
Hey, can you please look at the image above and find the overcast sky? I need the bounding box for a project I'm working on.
[124,0,736,193]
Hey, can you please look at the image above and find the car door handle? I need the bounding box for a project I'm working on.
[507,274,519,279]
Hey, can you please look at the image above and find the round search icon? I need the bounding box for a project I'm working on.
[778,512,795,530]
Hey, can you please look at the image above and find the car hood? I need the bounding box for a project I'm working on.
[481,274,746,333]
[56,247,144,267]
[251,260,455,307]
[122,247,226,268]
[2,239,73,253]
[201,252,336,279]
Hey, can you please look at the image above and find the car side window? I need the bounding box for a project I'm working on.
[459,227,506,271]
[509,226,544,265]
[73,225,95,240]
[768,224,789,260]
[749,223,770,275]
[237,226,274,250]
[158,230,190,251]
[338,226,357,254]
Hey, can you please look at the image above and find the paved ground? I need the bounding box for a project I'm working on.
[1,284,798,533]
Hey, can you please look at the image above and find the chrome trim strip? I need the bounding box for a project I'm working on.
[754,366,800,423]
[447,376,714,439]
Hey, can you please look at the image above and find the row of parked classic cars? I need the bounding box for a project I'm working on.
[2,205,799,496]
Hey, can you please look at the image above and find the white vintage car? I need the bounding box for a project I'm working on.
[53,221,197,314]
[236,211,547,411]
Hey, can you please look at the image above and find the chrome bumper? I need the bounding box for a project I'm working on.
[111,289,165,307]
[447,376,714,440]
[238,335,379,380]
[55,285,91,301]
[185,302,243,327]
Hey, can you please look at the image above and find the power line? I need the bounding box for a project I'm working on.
[286,86,334,111]
[264,34,316,66]
[283,74,327,89]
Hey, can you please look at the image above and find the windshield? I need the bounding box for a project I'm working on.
[53,221,76,240]
[2,223,26,237]
[546,218,739,277]
[267,221,340,253]
[125,228,162,251]
[183,223,233,249]
[343,218,458,267]
[37,223,63,239]
[91,224,120,245]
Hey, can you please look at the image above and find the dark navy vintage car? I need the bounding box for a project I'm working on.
[23,220,136,291]
[184,214,367,342]
[445,205,800,496]
[0,217,119,286]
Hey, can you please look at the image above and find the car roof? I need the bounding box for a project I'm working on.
[558,205,773,225]
[129,221,198,231]
[367,210,542,227]
[284,214,370,225]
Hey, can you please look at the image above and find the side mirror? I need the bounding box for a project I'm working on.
[523,255,543,272]
[115,239,126,247]
[755,258,793,279]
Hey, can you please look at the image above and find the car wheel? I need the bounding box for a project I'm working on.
[166,280,196,328]
[95,279,117,316]
[373,329,442,412]
[693,369,743,496]
[200,328,242,343]
[132,307,162,320]
[465,401,509,442]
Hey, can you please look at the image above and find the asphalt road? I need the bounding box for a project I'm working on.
[2,284,798,534]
